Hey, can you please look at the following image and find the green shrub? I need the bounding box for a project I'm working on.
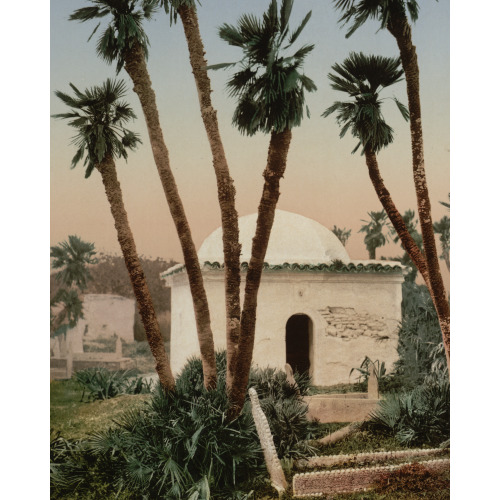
[53,352,317,498]
[84,381,265,498]
[73,368,152,401]
[391,282,448,389]
[248,366,318,458]
[364,379,450,446]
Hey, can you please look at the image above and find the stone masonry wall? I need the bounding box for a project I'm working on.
[318,306,391,342]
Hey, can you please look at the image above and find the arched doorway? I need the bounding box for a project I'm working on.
[286,314,312,375]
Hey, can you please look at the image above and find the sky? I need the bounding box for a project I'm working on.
[50,0,450,287]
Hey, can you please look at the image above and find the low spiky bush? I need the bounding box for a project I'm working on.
[52,352,317,498]
[73,368,152,401]
[248,366,318,458]
[83,380,264,498]
[364,379,450,446]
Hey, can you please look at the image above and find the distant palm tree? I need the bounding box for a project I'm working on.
[333,0,450,370]
[50,235,97,336]
[214,0,316,417]
[359,211,389,259]
[50,289,84,337]
[323,52,428,278]
[332,225,352,247]
[51,235,97,291]
[70,0,217,389]
[53,79,175,392]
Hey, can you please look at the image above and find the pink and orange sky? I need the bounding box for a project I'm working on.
[50,0,450,285]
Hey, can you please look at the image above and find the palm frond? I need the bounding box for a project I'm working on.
[215,0,315,135]
[324,51,406,153]
[53,78,140,175]
[392,96,409,121]
[285,10,312,48]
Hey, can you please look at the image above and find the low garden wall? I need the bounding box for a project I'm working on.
[304,393,379,422]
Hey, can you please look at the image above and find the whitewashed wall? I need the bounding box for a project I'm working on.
[166,270,403,385]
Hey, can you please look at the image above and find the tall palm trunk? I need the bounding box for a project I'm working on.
[122,41,217,389]
[228,128,292,419]
[177,4,242,386]
[364,146,430,287]
[96,153,175,392]
[387,14,450,370]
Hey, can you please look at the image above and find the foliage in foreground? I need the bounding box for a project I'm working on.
[74,367,152,401]
[51,352,316,499]
[375,281,448,393]
[364,379,450,447]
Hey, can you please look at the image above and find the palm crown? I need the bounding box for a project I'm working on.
[50,235,97,291]
[213,0,317,135]
[334,0,419,38]
[53,78,141,178]
[322,52,408,154]
[69,0,157,72]
[359,210,389,255]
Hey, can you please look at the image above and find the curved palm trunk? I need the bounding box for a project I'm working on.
[96,153,175,392]
[228,129,292,419]
[177,4,242,386]
[123,42,217,389]
[364,147,430,287]
[387,14,450,370]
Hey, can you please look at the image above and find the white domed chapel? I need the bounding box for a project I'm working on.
[161,210,404,385]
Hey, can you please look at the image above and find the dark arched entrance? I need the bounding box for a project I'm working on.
[286,314,312,375]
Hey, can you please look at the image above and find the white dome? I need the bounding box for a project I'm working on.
[198,210,350,265]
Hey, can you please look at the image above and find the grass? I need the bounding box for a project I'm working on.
[50,378,151,440]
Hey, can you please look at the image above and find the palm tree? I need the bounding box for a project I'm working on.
[51,235,97,291]
[53,79,175,392]
[156,0,242,382]
[69,0,217,389]
[333,0,450,370]
[323,52,429,281]
[359,210,389,259]
[50,235,97,336]
[332,225,352,247]
[213,0,317,417]
[50,289,84,337]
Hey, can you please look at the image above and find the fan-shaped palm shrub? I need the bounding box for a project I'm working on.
[84,378,264,498]
[365,379,450,447]
[74,368,153,401]
[51,352,317,497]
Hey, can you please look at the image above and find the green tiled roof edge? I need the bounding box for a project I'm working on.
[162,261,404,278]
